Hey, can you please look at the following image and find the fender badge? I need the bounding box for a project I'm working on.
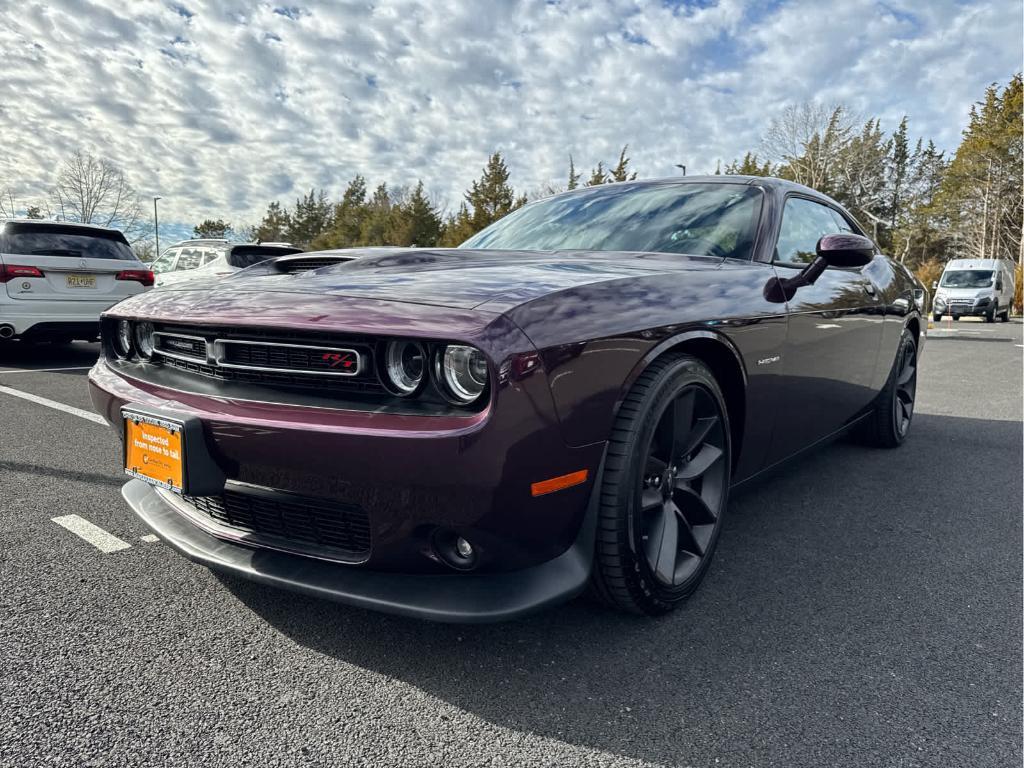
[757,355,781,366]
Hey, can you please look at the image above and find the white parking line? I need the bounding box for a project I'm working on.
[52,515,131,553]
[0,384,106,425]
[0,366,93,374]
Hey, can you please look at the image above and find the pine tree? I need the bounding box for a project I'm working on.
[586,162,607,186]
[465,153,521,231]
[193,218,232,239]
[609,146,638,182]
[359,183,394,245]
[253,201,291,242]
[387,181,442,246]
[567,156,581,190]
[288,189,332,247]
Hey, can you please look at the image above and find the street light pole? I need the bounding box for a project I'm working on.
[153,197,162,260]
[675,164,686,176]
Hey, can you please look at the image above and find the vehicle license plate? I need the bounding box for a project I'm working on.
[124,412,184,491]
[66,274,96,288]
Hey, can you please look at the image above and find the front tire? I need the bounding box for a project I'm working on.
[590,355,731,615]
[932,313,942,323]
[859,330,917,448]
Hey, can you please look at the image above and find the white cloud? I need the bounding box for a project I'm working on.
[0,0,1019,229]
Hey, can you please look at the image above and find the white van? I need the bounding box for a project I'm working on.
[932,259,1015,322]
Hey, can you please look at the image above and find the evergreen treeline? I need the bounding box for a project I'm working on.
[248,76,1020,305]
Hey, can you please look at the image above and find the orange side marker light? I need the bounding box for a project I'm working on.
[531,469,589,497]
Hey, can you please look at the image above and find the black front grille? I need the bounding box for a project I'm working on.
[160,355,386,394]
[155,334,206,359]
[181,488,371,561]
[221,342,359,375]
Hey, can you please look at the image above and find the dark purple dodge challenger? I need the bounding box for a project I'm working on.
[89,177,925,622]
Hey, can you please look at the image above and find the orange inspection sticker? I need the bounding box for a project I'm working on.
[124,413,184,491]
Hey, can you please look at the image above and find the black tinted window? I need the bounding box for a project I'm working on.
[1,223,135,260]
[461,183,763,259]
[227,246,302,269]
[775,198,842,265]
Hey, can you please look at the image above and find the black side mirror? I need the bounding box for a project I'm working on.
[996,279,1003,291]
[815,233,875,268]
[764,233,875,303]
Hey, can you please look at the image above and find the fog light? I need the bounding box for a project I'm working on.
[432,529,479,571]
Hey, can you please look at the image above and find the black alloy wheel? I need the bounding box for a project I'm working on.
[893,336,917,438]
[590,355,731,615]
[859,329,917,448]
[638,385,727,587]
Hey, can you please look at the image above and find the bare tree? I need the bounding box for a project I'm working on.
[762,102,855,190]
[50,150,152,242]
[0,186,17,219]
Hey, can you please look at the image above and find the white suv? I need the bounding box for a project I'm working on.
[0,220,152,344]
[151,240,302,287]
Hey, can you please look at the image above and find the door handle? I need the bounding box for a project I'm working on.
[864,283,876,296]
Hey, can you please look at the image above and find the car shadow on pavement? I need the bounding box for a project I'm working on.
[218,413,1022,766]
[0,341,101,371]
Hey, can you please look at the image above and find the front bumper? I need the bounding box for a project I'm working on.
[935,298,992,317]
[0,298,120,336]
[123,477,596,622]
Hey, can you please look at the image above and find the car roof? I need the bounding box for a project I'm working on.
[166,238,231,248]
[545,174,832,201]
[0,218,125,235]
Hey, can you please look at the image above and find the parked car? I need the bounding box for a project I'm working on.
[89,176,925,622]
[151,240,303,287]
[931,258,1015,322]
[0,219,152,344]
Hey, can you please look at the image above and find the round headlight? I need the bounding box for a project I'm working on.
[438,344,488,404]
[382,340,426,396]
[134,321,155,360]
[113,319,133,358]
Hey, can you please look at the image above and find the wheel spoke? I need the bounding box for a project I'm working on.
[670,501,705,557]
[678,443,723,481]
[645,504,679,584]
[641,486,663,512]
[681,415,718,459]
[897,362,916,386]
[669,389,696,458]
[674,484,717,525]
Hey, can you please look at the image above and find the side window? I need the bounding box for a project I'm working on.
[175,248,204,271]
[202,249,220,265]
[774,197,843,265]
[151,249,178,273]
[828,209,855,234]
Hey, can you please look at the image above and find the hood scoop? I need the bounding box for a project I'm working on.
[274,255,358,274]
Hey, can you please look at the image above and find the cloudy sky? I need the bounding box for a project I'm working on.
[0,0,1020,235]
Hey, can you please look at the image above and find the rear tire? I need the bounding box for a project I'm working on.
[1000,308,1010,322]
[859,330,917,448]
[590,354,731,616]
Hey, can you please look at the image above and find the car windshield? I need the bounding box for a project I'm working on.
[460,182,763,259]
[940,269,993,288]
[0,223,135,260]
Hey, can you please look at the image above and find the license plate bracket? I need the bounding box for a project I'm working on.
[121,405,226,496]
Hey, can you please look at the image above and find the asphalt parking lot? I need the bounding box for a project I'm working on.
[1,321,1021,768]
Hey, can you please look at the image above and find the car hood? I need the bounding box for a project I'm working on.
[156,247,724,311]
